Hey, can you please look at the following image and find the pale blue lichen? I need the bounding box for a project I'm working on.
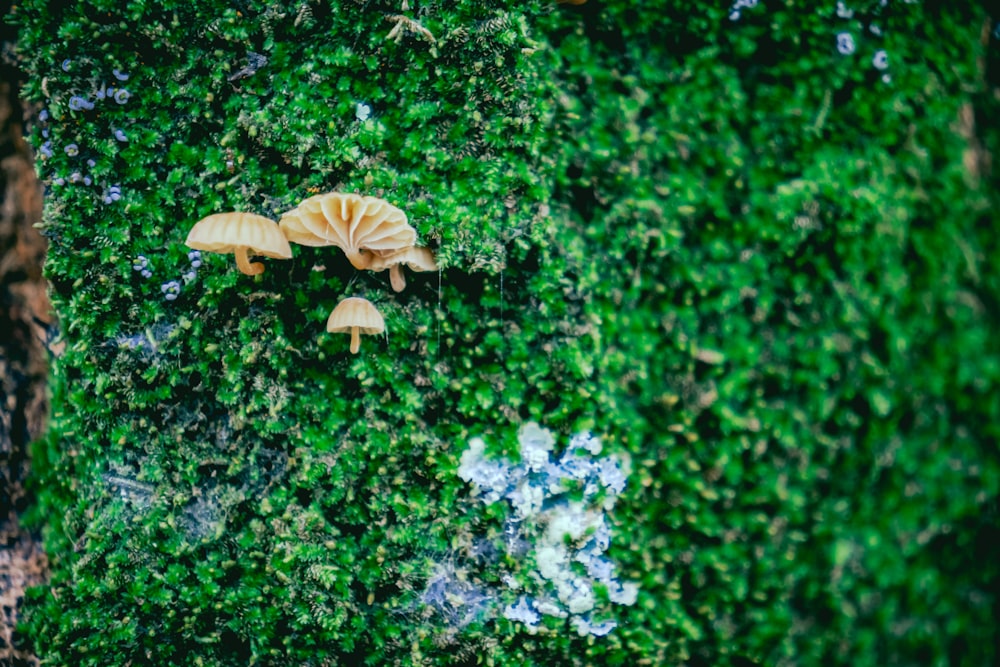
[503,596,540,630]
[68,96,94,111]
[570,614,617,637]
[456,423,639,637]
[837,32,856,55]
[728,0,758,21]
[873,49,889,70]
[519,422,555,472]
[161,280,181,301]
[104,185,122,205]
[457,437,521,503]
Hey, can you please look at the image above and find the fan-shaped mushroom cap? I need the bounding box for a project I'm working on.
[368,246,438,292]
[186,212,292,276]
[278,192,415,270]
[326,297,385,354]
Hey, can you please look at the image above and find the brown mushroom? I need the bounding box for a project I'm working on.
[278,192,415,270]
[185,212,292,276]
[326,297,385,354]
[368,246,438,292]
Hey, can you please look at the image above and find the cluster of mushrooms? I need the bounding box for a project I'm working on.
[184,192,437,354]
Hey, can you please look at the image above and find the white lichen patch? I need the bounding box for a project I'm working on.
[454,422,639,637]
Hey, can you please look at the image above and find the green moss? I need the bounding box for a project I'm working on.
[14,0,1000,665]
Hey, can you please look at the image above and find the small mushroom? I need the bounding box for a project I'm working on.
[278,192,415,270]
[326,297,385,354]
[185,212,292,276]
[368,246,438,292]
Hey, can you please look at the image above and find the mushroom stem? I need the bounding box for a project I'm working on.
[388,265,407,292]
[346,250,372,271]
[349,327,361,354]
[235,246,265,275]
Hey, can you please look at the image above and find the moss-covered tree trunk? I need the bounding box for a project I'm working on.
[11,1,1000,666]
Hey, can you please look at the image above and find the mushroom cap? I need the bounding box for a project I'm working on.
[326,297,385,335]
[368,246,438,273]
[186,212,292,258]
[278,192,415,256]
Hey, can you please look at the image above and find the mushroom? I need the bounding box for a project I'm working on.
[326,297,385,354]
[278,192,415,270]
[368,246,438,292]
[185,212,292,276]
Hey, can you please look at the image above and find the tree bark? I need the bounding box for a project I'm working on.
[0,20,49,666]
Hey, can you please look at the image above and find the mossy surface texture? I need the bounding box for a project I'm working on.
[14,0,1000,665]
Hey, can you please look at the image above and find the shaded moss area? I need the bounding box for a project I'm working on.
[12,0,1000,665]
[546,2,1000,665]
